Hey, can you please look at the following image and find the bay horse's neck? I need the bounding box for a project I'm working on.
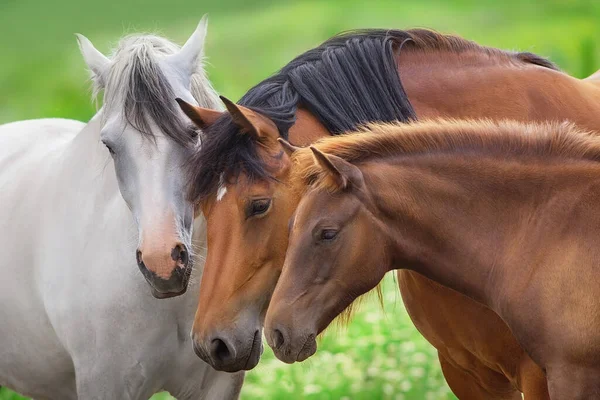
[361,154,600,309]
[289,50,600,146]
[398,50,600,131]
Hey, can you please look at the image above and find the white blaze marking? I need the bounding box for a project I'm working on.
[216,173,227,201]
[216,185,227,201]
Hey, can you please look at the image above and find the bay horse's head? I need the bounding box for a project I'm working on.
[265,145,388,363]
[179,28,418,371]
[178,96,310,372]
[77,17,221,298]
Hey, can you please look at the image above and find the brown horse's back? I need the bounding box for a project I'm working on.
[388,49,600,399]
[584,69,600,82]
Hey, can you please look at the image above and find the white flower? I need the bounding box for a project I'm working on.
[400,380,413,392]
[303,384,322,395]
[410,367,425,378]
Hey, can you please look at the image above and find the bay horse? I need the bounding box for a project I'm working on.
[180,29,600,397]
[265,119,600,400]
[0,19,244,399]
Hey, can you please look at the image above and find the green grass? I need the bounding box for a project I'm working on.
[2,0,600,398]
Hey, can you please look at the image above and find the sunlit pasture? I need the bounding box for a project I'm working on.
[1,0,599,398]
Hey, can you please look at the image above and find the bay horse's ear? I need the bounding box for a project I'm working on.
[176,98,223,129]
[278,138,301,157]
[310,147,364,190]
[220,96,279,146]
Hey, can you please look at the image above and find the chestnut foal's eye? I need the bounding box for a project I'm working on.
[247,198,272,217]
[320,229,338,241]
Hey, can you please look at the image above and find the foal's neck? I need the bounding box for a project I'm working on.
[398,50,600,132]
[365,154,600,308]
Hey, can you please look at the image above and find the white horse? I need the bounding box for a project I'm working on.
[0,17,244,399]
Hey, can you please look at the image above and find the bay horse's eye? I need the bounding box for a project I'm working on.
[247,198,272,217]
[320,229,338,241]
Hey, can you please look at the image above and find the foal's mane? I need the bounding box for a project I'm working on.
[292,119,599,191]
[186,28,557,202]
[99,33,220,146]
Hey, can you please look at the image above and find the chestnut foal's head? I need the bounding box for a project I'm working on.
[179,98,300,372]
[265,146,389,364]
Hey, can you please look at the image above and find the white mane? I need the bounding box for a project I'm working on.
[99,33,220,111]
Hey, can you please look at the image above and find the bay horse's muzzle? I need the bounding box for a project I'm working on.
[136,243,191,298]
[192,328,263,372]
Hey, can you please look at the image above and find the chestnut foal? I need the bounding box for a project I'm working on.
[265,119,600,400]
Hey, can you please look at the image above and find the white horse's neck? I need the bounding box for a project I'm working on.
[0,19,245,400]
[61,109,122,203]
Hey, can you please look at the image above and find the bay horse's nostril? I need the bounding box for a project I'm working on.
[171,244,189,267]
[210,338,233,364]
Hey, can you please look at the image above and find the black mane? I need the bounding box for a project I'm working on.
[186,29,557,203]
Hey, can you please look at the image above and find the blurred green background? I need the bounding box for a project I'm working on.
[1,0,599,398]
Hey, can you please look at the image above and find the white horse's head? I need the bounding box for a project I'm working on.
[76,16,220,298]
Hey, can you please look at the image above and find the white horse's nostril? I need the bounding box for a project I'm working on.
[171,244,189,266]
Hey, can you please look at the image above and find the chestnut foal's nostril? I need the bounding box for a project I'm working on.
[171,244,189,267]
[273,329,285,350]
[210,338,232,363]
[136,250,143,266]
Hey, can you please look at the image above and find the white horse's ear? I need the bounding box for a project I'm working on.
[166,15,208,79]
[75,34,111,88]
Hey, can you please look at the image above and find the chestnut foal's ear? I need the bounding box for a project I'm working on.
[310,147,364,190]
[220,95,279,145]
[277,138,301,157]
[176,98,223,129]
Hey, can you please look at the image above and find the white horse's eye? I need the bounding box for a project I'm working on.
[187,124,200,138]
[102,141,115,155]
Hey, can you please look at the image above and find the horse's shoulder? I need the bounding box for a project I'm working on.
[0,118,84,145]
